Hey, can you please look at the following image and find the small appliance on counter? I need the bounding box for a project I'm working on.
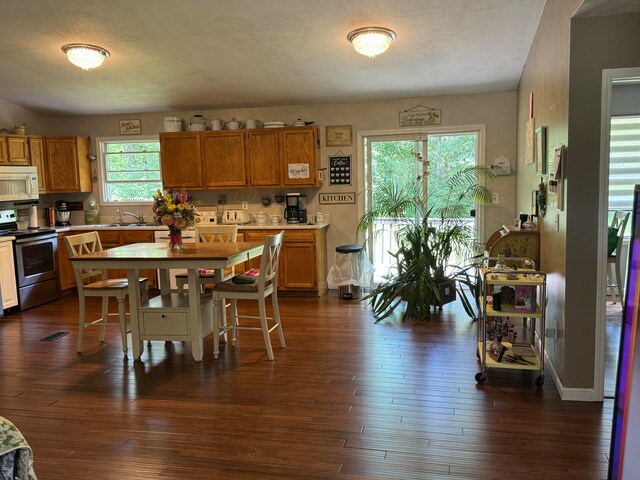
[195,210,218,225]
[221,209,252,225]
[284,193,307,224]
[55,200,71,226]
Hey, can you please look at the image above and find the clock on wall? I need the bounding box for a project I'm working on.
[325,125,352,147]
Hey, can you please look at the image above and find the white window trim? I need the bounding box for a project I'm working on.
[97,135,160,206]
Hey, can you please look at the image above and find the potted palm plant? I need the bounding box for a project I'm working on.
[356,162,494,321]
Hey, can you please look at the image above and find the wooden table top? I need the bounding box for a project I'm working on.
[70,241,264,263]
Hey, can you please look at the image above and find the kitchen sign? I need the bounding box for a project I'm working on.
[399,105,441,127]
[319,192,355,205]
[119,119,141,135]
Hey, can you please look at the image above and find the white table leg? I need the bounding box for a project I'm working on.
[127,268,143,360]
[188,268,204,362]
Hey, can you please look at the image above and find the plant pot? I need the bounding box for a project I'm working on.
[437,279,457,306]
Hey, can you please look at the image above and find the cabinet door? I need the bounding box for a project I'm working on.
[0,137,7,164]
[45,136,92,192]
[281,127,318,186]
[202,131,247,188]
[247,130,281,187]
[29,136,46,192]
[280,232,317,290]
[0,241,19,309]
[6,135,30,165]
[159,132,203,189]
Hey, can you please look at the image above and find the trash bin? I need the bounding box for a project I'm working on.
[327,244,375,300]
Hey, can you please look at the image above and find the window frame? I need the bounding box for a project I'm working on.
[97,135,162,206]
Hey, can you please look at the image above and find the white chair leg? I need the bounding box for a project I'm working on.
[609,263,619,304]
[272,291,285,348]
[77,295,86,353]
[258,297,274,360]
[616,259,624,304]
[100,297,109,342]
[230,299,238,344]
[213,297,221,359]
[117,296,128,358]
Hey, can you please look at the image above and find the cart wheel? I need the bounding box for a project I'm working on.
[475,372,486,384]
[535,375,544,387]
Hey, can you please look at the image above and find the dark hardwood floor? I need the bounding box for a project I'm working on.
[0,292,612,479]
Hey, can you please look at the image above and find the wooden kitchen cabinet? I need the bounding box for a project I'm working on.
[58,230,158,292]
[159,132,203,189]
[242,227,327,295]
[45,136,92,192]
[280,127,319,187]
[28,136,47,192]
[202,131,247,188]
[0,134,30,166]
[246,129,281,187]
[0,240,19,309]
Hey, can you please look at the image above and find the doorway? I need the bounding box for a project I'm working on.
[362,128,483,283]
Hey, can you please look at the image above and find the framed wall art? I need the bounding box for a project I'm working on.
[119,119,141,135]
[325,125,352,147]
[536,126,547,174]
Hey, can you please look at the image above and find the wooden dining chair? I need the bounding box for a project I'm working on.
[607,210,630,304]
[211,231,285,360]
[64,231,148,358]
[175,224,238,292]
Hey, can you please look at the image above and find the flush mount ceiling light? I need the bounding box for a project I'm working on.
[347,26,396,58]
[61,43,110,70]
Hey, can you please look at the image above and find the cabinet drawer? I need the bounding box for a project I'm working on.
[284,230,314,243]
[122,231,154,243]
[98,231,120,243]
[140,311,189,336]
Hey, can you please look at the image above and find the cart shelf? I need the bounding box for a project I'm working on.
[477,341,541,371]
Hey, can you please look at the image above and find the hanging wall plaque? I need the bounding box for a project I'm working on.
[399,105,441,127]
[329,155,352,185]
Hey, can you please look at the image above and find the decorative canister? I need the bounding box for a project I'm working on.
[163,116,183,132]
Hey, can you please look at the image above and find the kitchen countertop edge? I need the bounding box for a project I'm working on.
[56,223,330,233]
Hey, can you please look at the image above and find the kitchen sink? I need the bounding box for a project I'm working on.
[92,222,159,228]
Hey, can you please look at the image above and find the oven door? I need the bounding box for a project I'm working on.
[14,234,58,287]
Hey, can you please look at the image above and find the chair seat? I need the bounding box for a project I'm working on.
[84,277,147,290]
[212,279,272,293]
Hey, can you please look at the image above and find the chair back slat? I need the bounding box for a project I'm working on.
[64,231,106,284]
[258,231,285,288]
[196,224,238,244]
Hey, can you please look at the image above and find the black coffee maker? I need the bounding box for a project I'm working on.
[284,193,307,224]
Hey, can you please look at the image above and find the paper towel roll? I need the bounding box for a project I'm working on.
[28,205,38,229]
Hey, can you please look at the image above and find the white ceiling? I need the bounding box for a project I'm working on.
[0,0,551,116]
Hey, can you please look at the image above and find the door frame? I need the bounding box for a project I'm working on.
[595,67,640,400]
[356,124,487,254]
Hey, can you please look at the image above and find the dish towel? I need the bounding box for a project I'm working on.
[0,417,37,480]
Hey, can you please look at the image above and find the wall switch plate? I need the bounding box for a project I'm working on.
[242,201,249,210]
[555,213,560,232]
[492,193,499,205]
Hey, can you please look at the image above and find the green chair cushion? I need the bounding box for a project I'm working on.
[608,226,619,255]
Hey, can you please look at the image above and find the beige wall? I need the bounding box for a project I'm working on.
[518,3,640,391]
[3,92,518,272]
[516,0,580,388]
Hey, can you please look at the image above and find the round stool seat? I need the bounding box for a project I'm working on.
[336,244,362,254]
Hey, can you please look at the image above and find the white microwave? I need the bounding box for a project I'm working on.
[0,166,39,202]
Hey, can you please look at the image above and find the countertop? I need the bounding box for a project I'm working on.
[0,236,15,243]
[56,222,330,233]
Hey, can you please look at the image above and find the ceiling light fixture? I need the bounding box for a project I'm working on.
[61,43,110,70]
[347,26,396,58]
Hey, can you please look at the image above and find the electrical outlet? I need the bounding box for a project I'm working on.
[242,201,249,210]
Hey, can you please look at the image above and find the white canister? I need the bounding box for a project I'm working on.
[245,117,257,129]
[270,214,281,224]
[163,116,183,132]
[315,212,325,224]
[211,118,223,130]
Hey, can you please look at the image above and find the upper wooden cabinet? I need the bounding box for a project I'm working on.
[280,128,319,187]
[159,132,204,189]
[28,136,46,192]
[44,136,92,193]
[159,126,320,190]
[202,131,246,188]
[246,129,281,187]
[0,134,30,166]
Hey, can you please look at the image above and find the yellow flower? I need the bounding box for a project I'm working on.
[167,204,176,212]
[178,204,185,211]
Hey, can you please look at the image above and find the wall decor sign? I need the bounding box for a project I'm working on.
[535,126,547,174]
[288,163,310,179]
[525,117,535,165]
[399,105,441,127]
[319,192,356,205]
[119,119,141,135]
[325,125,352,147]
[329,155,352,185]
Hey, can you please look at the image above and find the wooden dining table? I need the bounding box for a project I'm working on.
[70,241,264,361]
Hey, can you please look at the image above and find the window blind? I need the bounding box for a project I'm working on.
[609,116,640,212]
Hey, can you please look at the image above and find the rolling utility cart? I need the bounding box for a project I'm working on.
[476,260,547,386]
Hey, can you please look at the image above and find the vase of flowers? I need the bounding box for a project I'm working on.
[152,189,199,251]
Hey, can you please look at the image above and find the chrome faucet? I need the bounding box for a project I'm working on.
[116,209,123,224]
[122,211,144,223]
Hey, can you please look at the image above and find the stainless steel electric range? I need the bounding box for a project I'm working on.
[0,209,60,311]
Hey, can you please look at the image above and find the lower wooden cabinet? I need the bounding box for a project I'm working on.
[0,240,19,309]
[242,228,327,295]
[58,230,158,291]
